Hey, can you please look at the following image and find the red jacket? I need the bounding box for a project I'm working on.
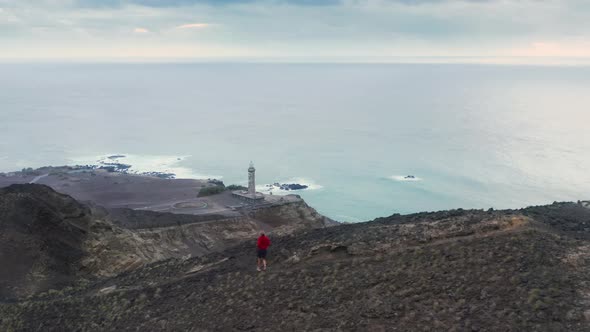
[257,235,271,250]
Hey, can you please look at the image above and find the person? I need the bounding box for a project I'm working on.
[256,231,271,272]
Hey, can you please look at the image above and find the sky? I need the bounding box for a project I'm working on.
[1,0,590,62]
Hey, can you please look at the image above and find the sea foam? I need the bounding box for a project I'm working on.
[257,177,323,195]
[68,154,222,180]
[389,175,423,182]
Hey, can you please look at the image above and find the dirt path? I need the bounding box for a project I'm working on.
[29,173,49,184]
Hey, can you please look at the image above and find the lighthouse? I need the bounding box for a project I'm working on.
[231,161,264,202]
[248,161,256,197]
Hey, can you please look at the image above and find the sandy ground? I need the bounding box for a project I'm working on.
[0,169,297,217]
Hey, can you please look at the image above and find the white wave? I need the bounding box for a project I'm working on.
[257,177,323,195]
[68,154,222,180]
[390,175,423,182]
[284,177,324,190]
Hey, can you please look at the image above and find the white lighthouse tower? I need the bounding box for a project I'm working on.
[231,161,264,202]
[248,161,256,197]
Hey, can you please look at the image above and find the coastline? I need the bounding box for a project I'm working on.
[0,164,326,222]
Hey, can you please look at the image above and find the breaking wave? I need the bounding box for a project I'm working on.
[257,177,323,195]
[68,154,222,180]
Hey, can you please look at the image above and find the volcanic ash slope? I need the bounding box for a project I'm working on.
[1,188,590,330]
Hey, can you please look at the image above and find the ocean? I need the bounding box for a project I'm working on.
[1,62,589,222]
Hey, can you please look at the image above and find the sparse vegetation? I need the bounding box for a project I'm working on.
[1,187,589,331]
[226,184,247,191]
[197,185,225,197]
[198,184,248,197]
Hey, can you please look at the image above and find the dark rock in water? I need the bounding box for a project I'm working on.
[75,165,96,170]
[279,183,308,191]
[91,162,176,179]
[107,155,126,160]
[404,175,415,179]
[99,163,132,173]
[267,183,309,191]
[99,166,117,172]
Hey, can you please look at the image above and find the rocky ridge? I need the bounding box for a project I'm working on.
[1,184,589,331]
[0,184,331,302]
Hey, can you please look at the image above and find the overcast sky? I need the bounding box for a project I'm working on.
[1,0,589,61]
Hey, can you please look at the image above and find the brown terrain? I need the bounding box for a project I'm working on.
[0,166,299,216]
[0,180,331,301]
[0,175,589,330]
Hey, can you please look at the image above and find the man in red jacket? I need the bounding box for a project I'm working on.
[256,231,271,272]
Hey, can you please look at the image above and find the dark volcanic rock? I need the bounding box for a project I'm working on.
[0,183,334,304]
[98,163,132,173]
[0,184,92,300]
[1,200,589,331]
[279,183,308,190]
[107,208,227,229]
[267,183,309,191]
[520,202,590,239]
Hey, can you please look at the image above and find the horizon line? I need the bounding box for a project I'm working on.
[1,55,590,66]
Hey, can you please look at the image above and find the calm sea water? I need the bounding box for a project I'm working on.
[1,63,589,222]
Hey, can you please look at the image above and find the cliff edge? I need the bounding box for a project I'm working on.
[2,184,589,330]
[0,184,333,301]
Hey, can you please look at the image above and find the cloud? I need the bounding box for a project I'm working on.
[507,40,590,57]
[73,0,500,8]
[74,0,341,7]
[1,0,589,61]
[176,23,209,29]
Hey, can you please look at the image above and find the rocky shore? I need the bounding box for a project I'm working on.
[0,166,253,217]
[265,183,309,191]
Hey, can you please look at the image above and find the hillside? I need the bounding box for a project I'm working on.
[0,184,330,302]
[1,187,589,331]
[0,184,94,300]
